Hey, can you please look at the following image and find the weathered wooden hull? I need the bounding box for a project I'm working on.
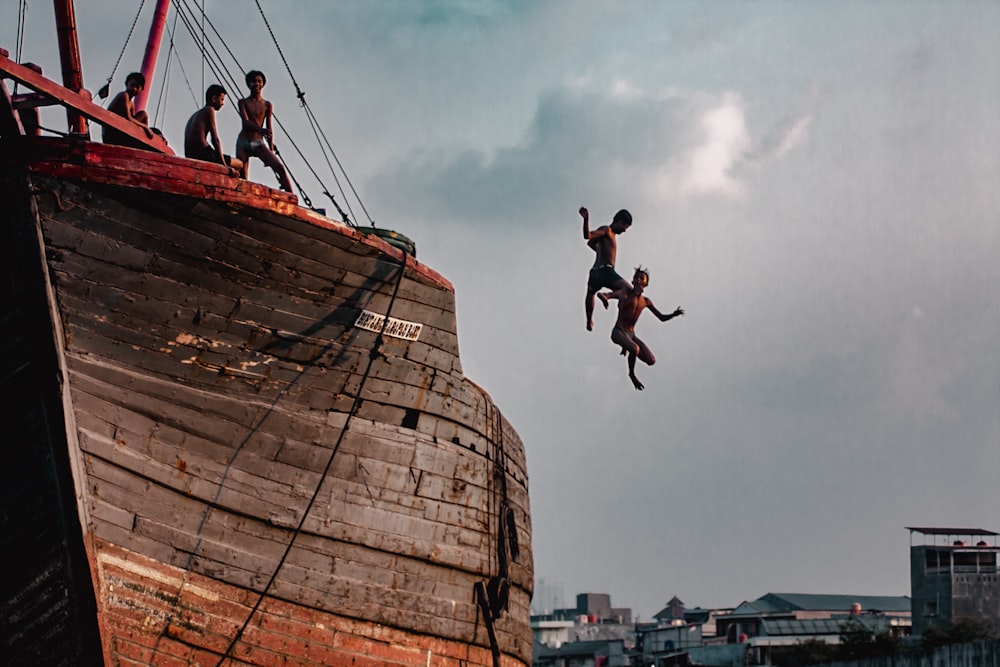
[0,138,532,666]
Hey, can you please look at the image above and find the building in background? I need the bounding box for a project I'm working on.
[531,524,1000,665]
[714,592,911,644]
[533,578,567,616]
[908,526,1000,636]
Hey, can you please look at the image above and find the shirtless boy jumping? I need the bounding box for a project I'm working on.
[599,267,684,391]
[236,70,293,192]
[581,206,633,331]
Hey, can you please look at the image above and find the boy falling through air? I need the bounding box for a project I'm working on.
[581,206,633,331]
[236,70,293,192]
[599,267,684,391]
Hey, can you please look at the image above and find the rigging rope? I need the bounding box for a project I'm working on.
[300,102,365,225]
[151,11,187,126]
[253,0,374,226]
[171,0,243,98]
[253,0,298,97]
[172,0,315,205]
[15,0,26,60]
[98,0,146,100]
[214,250,411,667]
[14,0,28,95]
[270,112,352,224]
[469,400,520,667]
[168,0,373,224]
[150,246,411,664]
[161,9,200,108]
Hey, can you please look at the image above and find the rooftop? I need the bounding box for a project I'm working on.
[731,593,911,616]
[906,527,999,537]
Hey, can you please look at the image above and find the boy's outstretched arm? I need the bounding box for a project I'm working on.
[648,301,685,322]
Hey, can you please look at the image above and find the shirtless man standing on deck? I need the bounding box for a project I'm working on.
[581,206,633,331]
[236,70,293,192]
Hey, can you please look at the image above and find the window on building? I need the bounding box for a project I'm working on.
[925,549,950,572]
[955,551,979,572]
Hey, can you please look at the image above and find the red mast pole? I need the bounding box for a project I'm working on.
[53,0,88,134]
[134,0,171,113]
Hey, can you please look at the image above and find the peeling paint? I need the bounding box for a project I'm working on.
[98,552,219,601]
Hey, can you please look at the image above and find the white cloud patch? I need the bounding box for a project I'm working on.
[680,94,750,197]
[610,78,642,100]
[773,115,811,158]
[372,84,782,222]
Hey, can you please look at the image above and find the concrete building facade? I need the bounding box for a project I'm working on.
[908,526,1000,636]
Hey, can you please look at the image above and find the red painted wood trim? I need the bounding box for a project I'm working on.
[22,139,453,291]
[0,49,172,154]
[0,78,21,136]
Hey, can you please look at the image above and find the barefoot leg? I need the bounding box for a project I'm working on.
[585,289,596,331]
[628,352,644,390]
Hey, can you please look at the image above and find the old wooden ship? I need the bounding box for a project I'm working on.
[0,3,532,666]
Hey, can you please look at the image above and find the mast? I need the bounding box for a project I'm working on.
[53,0,87,134]
[135,0,171,113]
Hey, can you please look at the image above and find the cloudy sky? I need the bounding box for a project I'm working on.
[7,1,1000,620]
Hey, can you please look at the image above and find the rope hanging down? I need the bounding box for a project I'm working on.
[149,248,412,665]
[212,249,411,667]
[98,0,146,100]
[169,0,362,221]
[253,0,374,227]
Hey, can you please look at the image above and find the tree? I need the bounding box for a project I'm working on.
[838,617,902,659]
[770,638,837,667]
[922,617,996,649]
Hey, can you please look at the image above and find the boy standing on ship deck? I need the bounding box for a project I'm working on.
[581,206,633,331]
[236,70,293,192]
[599,267,684,391]
[184,85,242,175]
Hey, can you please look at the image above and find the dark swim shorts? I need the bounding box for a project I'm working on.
[588,264,625,291]
[186,145,228,165]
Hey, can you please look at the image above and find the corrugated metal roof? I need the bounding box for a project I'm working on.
[729,593,911,616]
[761,593,911,613]
[906,527,999,536]
[763,618,844,636]
[534,638,623,658]
[762,614,903,637]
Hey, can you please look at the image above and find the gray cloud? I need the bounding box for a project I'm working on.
[8,0,1000,621]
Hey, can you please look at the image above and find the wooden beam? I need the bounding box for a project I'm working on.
[0,78,23,136]
[0,49,173,155]
[12,92,54,110]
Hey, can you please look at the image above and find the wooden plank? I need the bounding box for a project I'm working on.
[43,217,461,360]
[36,181,459,332]
[58,289,469,424]
[31,150,456,293]
[85,444,495,578]
[0,77,23,136]
[75,379,509,542]
[0,52,172,153]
